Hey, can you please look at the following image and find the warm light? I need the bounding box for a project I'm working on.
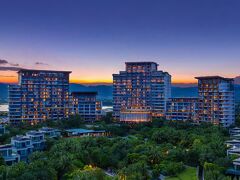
[70,79,112,85]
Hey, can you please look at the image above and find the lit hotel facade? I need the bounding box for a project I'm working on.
[166,97,199,121]
[71,92,102,122]
[113,62,171,122]
[195,76,235,127]
[9,69,71,124]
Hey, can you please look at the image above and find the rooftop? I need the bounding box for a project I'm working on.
[232,134,240,137]
[226,139,240,143]
[39,127,59,132]
[234,157,240,163]
[228,147,240,152]
[18,69,72,74]
[0,144,12,149]
[195,76,233,81]
[12,135,31,141]
[125,61,158,65]
[26,130,44,136]
[66,128,105,134]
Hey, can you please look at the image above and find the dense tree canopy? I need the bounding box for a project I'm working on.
[0,118,232,180]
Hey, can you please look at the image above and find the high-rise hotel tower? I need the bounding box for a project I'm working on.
[113,62,171,122]
[195,76,235,127]
[9,69,71,124]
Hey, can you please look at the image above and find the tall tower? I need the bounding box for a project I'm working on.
[113,62,171,122]
[9,69,71,124]
[195,76,235,127]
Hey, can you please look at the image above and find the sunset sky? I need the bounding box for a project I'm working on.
[0,0,240,84]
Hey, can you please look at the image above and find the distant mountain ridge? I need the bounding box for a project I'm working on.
[70,83,113,100]
[0,83,113,102]
[171,86,198,97]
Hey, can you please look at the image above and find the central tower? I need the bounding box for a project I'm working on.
[113,61,171,122]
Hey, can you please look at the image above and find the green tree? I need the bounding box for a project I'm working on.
[159,161,184,176]
[21,160,57,180]
[0,156,5,166]
[204,162,230,180]
[101,112,113,124]
[0,165,7,180]
[7,162,27,179]
[118,161,150,180]
[66,166,109,180]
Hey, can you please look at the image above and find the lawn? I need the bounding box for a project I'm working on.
[165,167,197,180]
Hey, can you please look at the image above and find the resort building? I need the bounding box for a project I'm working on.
[230,127,240,137]
[195,76,235,127]
[120,110,152,123]
[96,100,103,120]
[11,135,33,161]
[38,127,61,138]
[26,131,45,151]
[227,147,240,157]
[233,158,240,171]
[71,92,102,122]
[113,62,171,122]
[226,139,240,148]
[226,157,240,178]
[8,85,22,123]
[8,69,71,124]
[166,98,199,121]
[0,144,20,165]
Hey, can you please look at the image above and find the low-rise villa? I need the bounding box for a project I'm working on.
[230,127,240,136]
[227,147,240,156]
[226,129,240,178]
[232,134,240,140]
[11,135,33,161]
[225,139,240,148]
[233,158,240,170]
[38,127,61,138]
[26,130,45,151]
[1,129,47,163]
[0,144,20,165]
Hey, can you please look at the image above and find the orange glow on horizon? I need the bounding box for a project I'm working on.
[172,79,197,84]
[0,77,18,84]
[70,79,113,85]
[0,70,201,85]
[0,77,198,85]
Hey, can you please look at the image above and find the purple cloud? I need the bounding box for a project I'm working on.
[0,66,22,71]
[0,59,8,65]
[35,62,49,66]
